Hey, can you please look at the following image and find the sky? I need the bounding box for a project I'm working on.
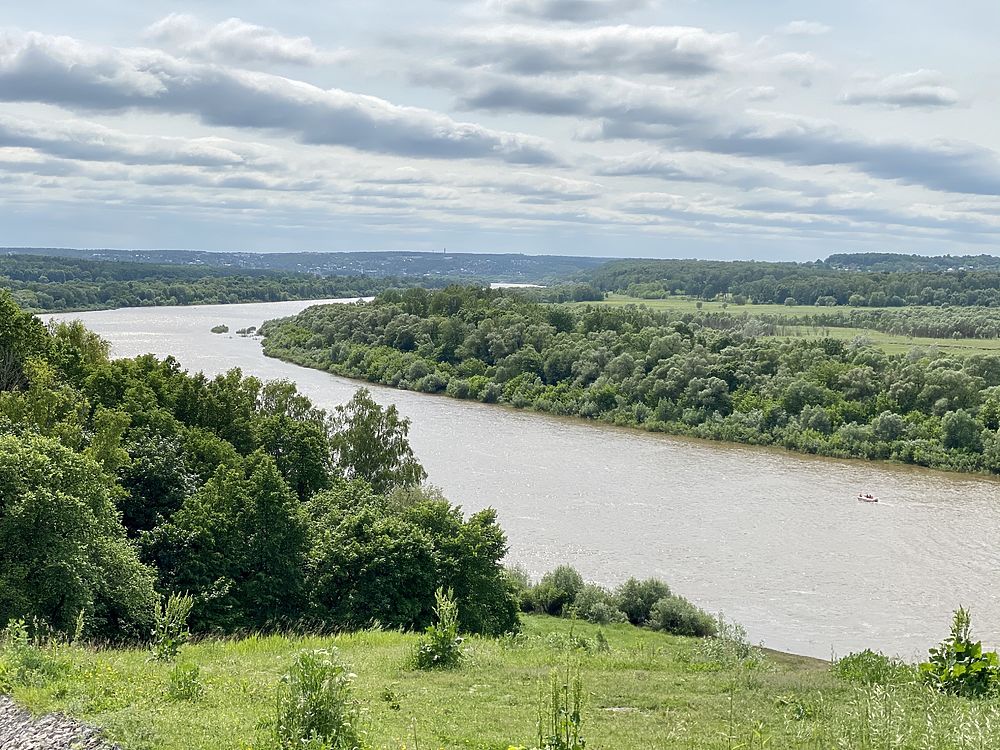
[2,1,999,260]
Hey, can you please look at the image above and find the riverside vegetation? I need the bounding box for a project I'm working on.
[3,285,1000,748]
[260,285,1000,476]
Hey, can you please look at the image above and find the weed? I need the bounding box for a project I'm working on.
[536,668,586,750]
[274,649,364,750]
[167,662,205,702]
[151,593,194,663]
[413,588,463,670]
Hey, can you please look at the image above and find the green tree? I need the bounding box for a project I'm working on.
[329,388,426,494]
[0,433,157,639]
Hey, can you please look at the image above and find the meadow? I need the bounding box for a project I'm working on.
[588,294,1000,355]
[5,615,1000,750]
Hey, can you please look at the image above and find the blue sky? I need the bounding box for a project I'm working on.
[2,1,999,259]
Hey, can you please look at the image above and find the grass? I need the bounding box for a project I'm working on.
[6,616,1000,749]
[584,295,1000,356]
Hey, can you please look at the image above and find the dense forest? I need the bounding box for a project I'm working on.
[585,259,1000,307]
[0,288,521,640]
[4,248,607,283]
[0,254,411,312]
[261,286,1000,476]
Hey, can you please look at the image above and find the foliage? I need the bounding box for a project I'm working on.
[328,389,427,495]
[0,290,518,642]
[525,566,585,616]
[0,431,158,640]
[920,607,999,697]
[613,577,671,625]
[835,649,914,686]
[210,325,230,334]
[536,668,586,750]
[567,585,626,625]
[261,285,1000,476]
[274,649,365,750]
[0,619,66,690]
[150,594,194,663]
[697,615,766,671]
[648,596,718,638]
[413,588,464,670]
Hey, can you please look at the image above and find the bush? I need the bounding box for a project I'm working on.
[568,584,625,625]
[274,649,364,750]
[649,596,717,637]
[527,566,584,616]
[920,607,999,697]
[414,588,463,670]
[614,577,671,625]
[835,649,913,686]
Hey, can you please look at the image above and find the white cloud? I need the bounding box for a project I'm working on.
[144,14,347,66]
[0,31,557,164]
[440,24,739,76]
[840,70,960,109]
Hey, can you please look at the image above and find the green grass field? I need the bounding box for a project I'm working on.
[5,616,1000,750]
[584,295,1000,356]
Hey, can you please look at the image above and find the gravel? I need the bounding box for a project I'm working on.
[0,697,120,750]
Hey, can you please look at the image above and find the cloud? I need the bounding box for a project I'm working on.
[596,151,830,194]
[0,31,558,164]
[491,0,653,22]
[0,115,270,168]
[774,21,832,36]
[144,13,347,67]
[591,111,1000,196]
[840,70,959,108]
[429,69,704,125]
[442,24,738,76]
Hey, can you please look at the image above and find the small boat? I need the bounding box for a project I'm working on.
[857,493,879,503]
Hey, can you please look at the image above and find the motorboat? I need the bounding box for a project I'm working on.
[857,493,879,503]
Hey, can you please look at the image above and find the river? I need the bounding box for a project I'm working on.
[53,299,1000,659]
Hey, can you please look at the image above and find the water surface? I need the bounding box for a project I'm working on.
[55,300,1000,659]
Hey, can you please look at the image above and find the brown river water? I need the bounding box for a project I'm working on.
[54,299,1000,659]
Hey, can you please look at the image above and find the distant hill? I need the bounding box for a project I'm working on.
[824,252,1000,272]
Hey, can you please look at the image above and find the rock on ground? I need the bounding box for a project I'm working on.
[0,697,119,750]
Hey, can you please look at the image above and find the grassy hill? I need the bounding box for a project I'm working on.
[4,615,998,750]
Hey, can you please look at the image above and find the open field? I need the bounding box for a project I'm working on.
[6,615,1000,750]
[583,295,1000,356]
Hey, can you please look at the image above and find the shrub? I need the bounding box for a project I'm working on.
[835,649,913,686]
[614,577,671,625]
[166,662,205,702]
[150,593,194,663]
[649,596,717,637]
[698,615,765,670]
[414,588,463,670]
[568,584,625,625]
[275,649,364,750]
[210,325,229,334]
[527,566,584,616]
[920,607,999,697]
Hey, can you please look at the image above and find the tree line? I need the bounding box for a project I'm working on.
[0,289,519,641]
[0,254,416,312]
[585,258,1000,307]
[261,286,1000,476]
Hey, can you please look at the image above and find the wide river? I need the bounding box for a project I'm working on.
[55,300,1000,659]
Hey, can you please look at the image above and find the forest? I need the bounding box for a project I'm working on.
[0,288,522,640]
[584,258,1000,307]
[261,286,1000,476]
[0,254,409,312]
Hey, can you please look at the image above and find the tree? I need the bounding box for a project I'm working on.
[0,433,157,639]
[147,453,309,631]
[329,389,426,494]
[942,409,983,451]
